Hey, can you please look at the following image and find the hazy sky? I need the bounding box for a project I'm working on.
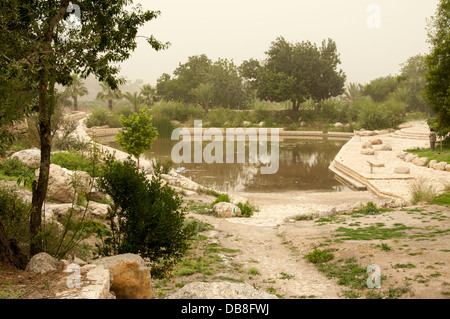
[118,0,439,86]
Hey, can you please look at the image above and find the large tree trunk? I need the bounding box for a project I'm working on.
[108,99,113,111]
[292,100,299,111]
[0,219,27,269]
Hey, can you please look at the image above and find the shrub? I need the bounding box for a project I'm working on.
[410,178,437,204]
[355,97,405,130]
[95,156,196,278]
[236,200,256,218]
[51,150,96,176]
[210,193,230,207]
[0,158,35,179]
[305,248,334,264]
[85,108,122,128]
[0,185,31,246]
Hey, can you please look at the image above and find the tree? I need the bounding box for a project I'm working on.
[239,58,261,90]
[363,75,399,102]
[397,54,430,113]
[123,91,143,113]
[0,0,168,257]
[64,74,88,111]
[424,0,450,130]
[256,36,346,110]
[206,58,252,109]
[97,82,123,111]
[191,83,214,113]
[140,84,158,107]
[344,82,364,103]
[116,108,158,168]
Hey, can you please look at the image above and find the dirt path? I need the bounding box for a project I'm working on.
[194,211,344,299]
[164,188,450,299]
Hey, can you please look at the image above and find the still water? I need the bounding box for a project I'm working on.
[103,137,349,193]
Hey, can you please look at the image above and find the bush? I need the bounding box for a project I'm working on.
[95,156,196,278]
[0,158,35,178]
[305,248,334,264]
[85,108,122,128]
[51,150,96,176]
[355,97,405,130]
[210,193,230,207]
[0,185,31,247]
[236,200,256,218]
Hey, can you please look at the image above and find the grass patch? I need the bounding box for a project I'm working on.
[335,224,412,241]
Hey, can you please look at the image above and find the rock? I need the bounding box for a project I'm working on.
[26,252,60,274]
[167,281,277,299]
[361,141,372,149]
[10,148,41,167]
[428,160,438,168]
[57,264,113,299]
[394,167,410,174]
[446,165,450,172]
[377,144,392,151]
[91,253,155,299]
[369,138,382,145]
[213,202,242,218]
[86,201,110,218]
[258,121,265,127]
[360,149,375,155]
[37,164,92,203]
[358,130,376,136]
[396,152,408,160]
[334,122,343,128]
[299,121,306,127]
[433,162,447,171]
[242,121,251,126]
[412,157,428,167]
[404,154,417,162]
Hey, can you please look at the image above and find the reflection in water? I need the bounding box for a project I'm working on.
[105,137,349,193]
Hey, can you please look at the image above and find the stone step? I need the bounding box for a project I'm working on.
[328,161,367,191]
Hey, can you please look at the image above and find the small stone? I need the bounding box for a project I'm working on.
[412,157,428,167]
[404,154,417,162]
[377,144,392,151]
[369,138,383,145]
[428,160,438,168]
[362,141,372,149]
[394,167,410,174]
[433,162,447,171]
[361,149,375,155]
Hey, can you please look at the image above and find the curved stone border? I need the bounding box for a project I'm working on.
[396,152,450,172]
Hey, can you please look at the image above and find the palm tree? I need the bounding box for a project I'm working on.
[344,82,363,103]
[64,74,88,111]
[191,83,214,113]
[140,84,158,107]
[123,91,143,113]
[96,82,122,111]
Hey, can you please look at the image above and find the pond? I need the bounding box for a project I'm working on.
[101,136,350,194]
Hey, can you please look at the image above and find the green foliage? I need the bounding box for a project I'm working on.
[424,0,450,130]
[236,200,256,218]
[0,186,31,245]
[150,116,177,138]
[85,107,122,128]
[355,97,405,130]
[151,158,173,175]
[363,75,399,102]
[50,150,96,176]
[156,54,253,110]
[353,202,381,215]
[115,108,158,166]
[210,193,230,207]
[257,36,346,110]
[95,156,195,278]
[0,158,35,180]
[305,248,334,264]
